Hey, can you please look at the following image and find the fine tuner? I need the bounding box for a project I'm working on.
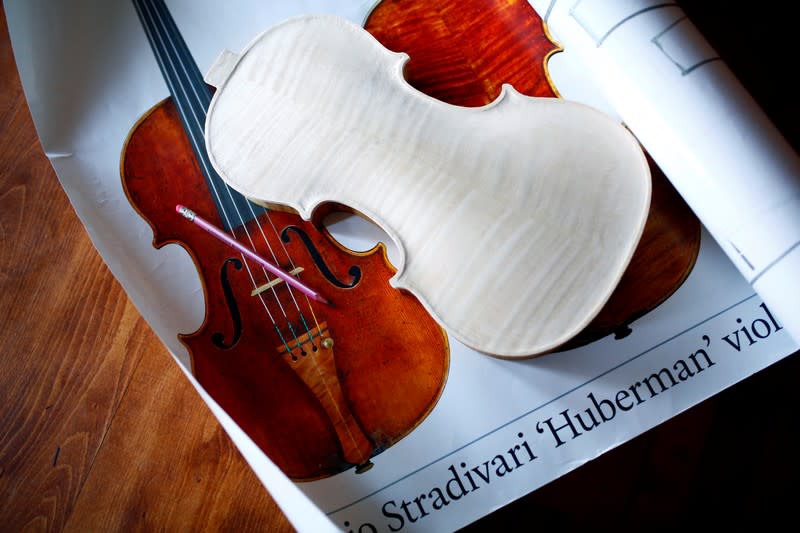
[203,15,651,358]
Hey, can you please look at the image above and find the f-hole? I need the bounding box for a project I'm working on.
[281,226,361,288]
[212,257,244,349]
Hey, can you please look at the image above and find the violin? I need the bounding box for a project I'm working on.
[204,15,653,358]
[122,0,448,480]
[363,0,701,350]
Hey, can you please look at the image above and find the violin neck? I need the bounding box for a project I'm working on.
[131,0,258,231]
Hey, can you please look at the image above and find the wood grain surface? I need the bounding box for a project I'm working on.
[1,1,798,532]
[0,5,292,531]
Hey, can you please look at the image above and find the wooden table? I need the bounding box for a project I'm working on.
[1,2,798,531]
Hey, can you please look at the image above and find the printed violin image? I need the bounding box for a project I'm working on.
[122,0,448,480]
[363,0,700,350]
[122,0,700,480]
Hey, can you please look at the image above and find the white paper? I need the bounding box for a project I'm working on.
[529,0,800,341]
[6,1,798,531]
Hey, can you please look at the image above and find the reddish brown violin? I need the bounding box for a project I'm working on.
[122,0,448,480]
[365,0,701,348]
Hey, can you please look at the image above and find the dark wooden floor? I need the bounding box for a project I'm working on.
[0,5,292,530]
[1,1,797,531]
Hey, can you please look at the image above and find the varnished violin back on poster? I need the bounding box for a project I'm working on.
[205,15,651,357]
[124,0,450,480]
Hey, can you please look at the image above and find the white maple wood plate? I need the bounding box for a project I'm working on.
[204,15,651,358]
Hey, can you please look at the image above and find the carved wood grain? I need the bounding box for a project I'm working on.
[205,15,652,357]
[363,0,701,351]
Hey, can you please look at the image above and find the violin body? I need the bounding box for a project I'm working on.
[205,16,652,357]
[123,0,449,481]
[123,99,448,480]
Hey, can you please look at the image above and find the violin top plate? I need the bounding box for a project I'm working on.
[205,15,651,358]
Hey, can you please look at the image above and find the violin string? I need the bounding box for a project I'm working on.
[246,203,322,340]
[138,0,306,348]
[146,0,324,346]
[145,0,322,346]
[261,213,324,336]
[154,0,323,339]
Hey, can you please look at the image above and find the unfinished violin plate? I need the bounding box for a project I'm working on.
[204,15,651,358]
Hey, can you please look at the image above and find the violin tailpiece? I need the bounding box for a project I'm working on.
[277,323,374,468]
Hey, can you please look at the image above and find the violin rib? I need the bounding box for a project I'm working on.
[205,15,651,357]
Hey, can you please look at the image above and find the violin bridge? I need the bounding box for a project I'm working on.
[251,267,304,296]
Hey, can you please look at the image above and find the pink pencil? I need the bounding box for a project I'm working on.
[176,204,331,306]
